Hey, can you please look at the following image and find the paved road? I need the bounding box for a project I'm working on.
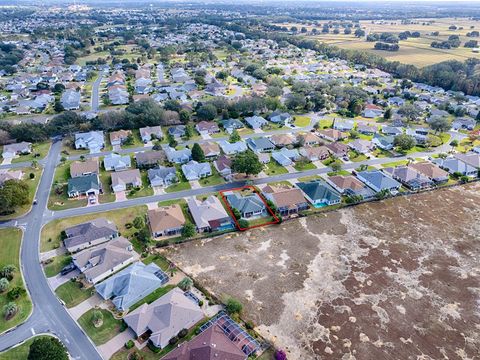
[0,141,102,360]
[91,71,106,113]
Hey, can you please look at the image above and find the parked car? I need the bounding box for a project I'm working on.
[60,263,76,276]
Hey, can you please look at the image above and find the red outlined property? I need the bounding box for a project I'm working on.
[219,185,280,231]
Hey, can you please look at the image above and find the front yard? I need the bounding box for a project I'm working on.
[294,161,316,171]
[55,280,94,308]
[293,115,311,127]
[43,254,72,278]
[264,161,288,176]
[0,228,32,334]
[11,141,51,164]
[199,167,225,187]
[78,308,124,345]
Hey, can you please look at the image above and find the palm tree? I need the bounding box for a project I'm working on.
[3,302,18,320]
[0,265,17,281]
[0,278,9,292]
[168,264,178,278]
[178,277,193,291]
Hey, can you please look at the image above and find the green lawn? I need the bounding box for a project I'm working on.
[294,161,316,171]
[120,129,143,149]
[55,280,94,308]
[293,115,311,127]
[199,167,225,187]
[43,255,72,278]
[264,161,288,176]
[327,170,351,176]
[127,171,154,199]
[41,205,147,252]
[78,308,124,345]
[348,151,368,162]
[98,169,116,204]
[297,175,322,182]
[317,118,334,129]
[0,335,54,360]
[128,285,176,312]
[0,228,32,334]
[381,160,409,168]
[142,254,170,272]
[0,167,42,221]
[164,180,191,193]
[11,142,51,164]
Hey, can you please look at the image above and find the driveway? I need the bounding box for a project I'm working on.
[313,161,326,169]
[153,187,165,195]
[201,134,211,140]
[98,328,136,360]
[40,247,66,262]
[285,165,296,173]
[48,269,79,291]
[69,293,103,320]
[1,158,12,165]
[147,202,158,210]
[254,128,264,134]
[189,180,202,189]
[115,191,127,202]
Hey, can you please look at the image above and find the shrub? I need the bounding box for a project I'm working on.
[168,336,178,345]
[7,286,25,300]
[275,349,288,360]
[245,320,255,330]
[226,298,243,315]
[178,328,188,338]
[29,172,35,179]
[3,302,17,320]
[198,300,204,307]
[0,278,9,292]
[125,340,134,349]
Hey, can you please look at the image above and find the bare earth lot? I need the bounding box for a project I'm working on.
[167,183,480,359]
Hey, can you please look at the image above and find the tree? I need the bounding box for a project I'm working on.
[178,277,193,291]
[229,129,241,143]
[196,104,217,121]
[0,278,9,292]
[398,103,421,123]
[181,222,196,239]
[92,310,104,327]
[0,265,17,281]
[429,116,450,133]
[331,161,342,173]
[394,134,417,151]
[384,108,392,120]
[133,216,145,229]
[191,143,205,162]
[179,109,190,124]
[136,227,151,245]
[3,302,17,320]
[231,150,263,176]
[7,286,25,300]
[28,337,69,360]
[226,298,243,315]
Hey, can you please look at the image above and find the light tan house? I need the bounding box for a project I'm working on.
[148,205,186,237]
[262,184,308,216]
[111,169,141,193]
[270,134,296,147]
[199,142,220,159]
[70,158,99,178]
[297,132,322,146]
[0,170,23,186]
[110,129,132,146]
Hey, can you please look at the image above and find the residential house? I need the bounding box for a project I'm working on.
[245,116,268,129]
[271,148,300,166]
[2,142,32,159]
[148,205,186,237]
[60,89,80,110]
[214,155,232,179]
[221,118,244,134]
[299,146,331,161]
[357,124,378,135]
[182,161,212,181]
[409,162,449,183]
[406,128,429,144]
[295,181,341,207]
[317,129,347,142]
[454,152,480,169]
[225,192,267,219]
[187,195,233,232]
[72,236,138,284]
[388,96,405,106]
[372,133,395,151]
[111,169,142,193]
[333,119,354,132]
[218,140,247,155]
[246,137,275,153]
[104,153,132,172]
[135,151,166,169]
[383,166,434,190]
[362,104,384,118]
[140,126,163,143]
[168,125,186,139]
[262,184,308,216]
[0,170,23,186]
[326,175,375,200]
[382,126,403,136]
[67,173,101,199]
[348,139,374,154]
[70,159,99,178]
[124,287,204,349]
[297,132,322,147]
[195,121,220,135]
[147,166,177,187]
[356,170,402,193]
[110,130,132,147]
[164,146,192,164]
[95,262,168,311]
[270,134,295,148]
[269,111,292,125]
[432,157,477,177]
[63,218,118,253]
[199,142,221,159]
[451,117,475,131]
[326,142,349,158]
[75,131,105,154]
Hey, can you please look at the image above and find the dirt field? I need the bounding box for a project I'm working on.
[166,183,480,359]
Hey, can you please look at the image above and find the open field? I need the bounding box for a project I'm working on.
[0,228,31,334]
[167,183,480,359]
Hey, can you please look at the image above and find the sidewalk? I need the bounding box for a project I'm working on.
[69,294,103,320]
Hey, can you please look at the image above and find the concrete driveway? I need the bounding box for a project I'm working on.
[313,161,326,169]
[1,158,12,165]
[153,187,165,195]
[115,191,127,202]
[254,128,264,134]
[285,165,296,173]
[147,202,158,210]
[201,134,211,140]
[48,269,79,291]
[69,293,103,320]
[189,180,201,189]
[98,328,136,360]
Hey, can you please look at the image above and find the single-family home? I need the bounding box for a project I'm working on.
[381,126,403,136]
[317,129,347,142]
[362,104,384,118]
[111,169,142,192]
[388,96,405,106]
[333,119,354,132]
[186,195,233,232]
[63,218,118,253]
[262,184,308,216]
[383,166,434,190]
[0,170,23,186]
[326,175,375,200]
[60,89,81,110]
[299,146,331,161]
[148,205,186,237]
[246,137,275,153]
[95,262,169,311]
[67,173,101,199]
[348,139,374,154]
[72,236,138,284]
[103,153,132,172]
[109,130,132,147]
[245,116,268,129]
[75,131,105,154]
[454,152,480,169]
[199,142,221,159]
[356,170,402,193]
[70,159,99,178]
[409,162,449,183]
[164,146,192,164]
[433,157,477,177]
[2,141,32,160]
[181,161,212,181]
[124,287,204,349]
[147,166,177,187]
[297,132,322,146]
[218,140,247,155]
[195,121,220,135]
[140,126,163,143]
[295,181,341,207]
[269,111,292,125]
[372,133,395,151]
[269,134,296,148]
[357,124,378,135]
[271,148,300,166]
[168,125,186,139]
[214,155,233,180]
[221,118,244,134]
[135,151,166,169]
[326,142,349,158]
[225,192,267,219]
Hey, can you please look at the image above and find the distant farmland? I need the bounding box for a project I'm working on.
[274,17,480,67]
